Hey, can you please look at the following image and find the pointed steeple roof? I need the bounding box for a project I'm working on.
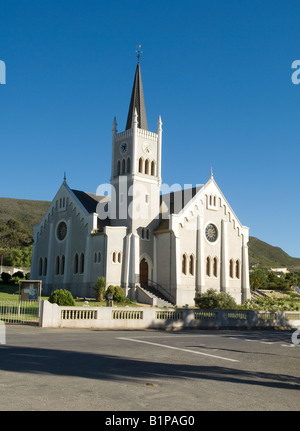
[126,62,148,130]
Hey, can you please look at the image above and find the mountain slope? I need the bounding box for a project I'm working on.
[0,197,299,269]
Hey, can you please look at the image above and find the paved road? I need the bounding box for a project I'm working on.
[0,325,299,411]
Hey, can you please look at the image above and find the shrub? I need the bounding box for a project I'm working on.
[194,288,237,309]
[104,285,125,302]
[12,271,24,279]
[48,289,75,306]
[93,277,106,302]
[1,272,12,284]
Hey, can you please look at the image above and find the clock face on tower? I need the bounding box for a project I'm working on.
[143,142,152,154]
[119,142,128,154]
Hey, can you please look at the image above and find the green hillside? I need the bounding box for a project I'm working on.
[248,236,300,270]
[0,197,299,270]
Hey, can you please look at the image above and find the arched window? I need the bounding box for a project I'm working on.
[182,254,187,275]
[151,160,155,176]
[122,159,126,174]
[141,228,145,239]
[213,257,218,277]
[94,252,97,263]
[56,256,60,275]
[118,252,121,263]
[229,259,234,278]
[117,160,121,176]
[145,159,149,175]
[139,157,143,173]
[189,255,194,276]
[39,258,43,276]
[61,255,65,275]
[206,257,211,277]
[236,260,240,279]
[127,157,131,173]
[146,229,150,240]
[43,257,47,276]
[80,253,84,274]
[74,253,79,274]
[112,252,116,263]
[98,252,101,263]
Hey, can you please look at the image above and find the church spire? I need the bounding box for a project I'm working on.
[126,57,148,130]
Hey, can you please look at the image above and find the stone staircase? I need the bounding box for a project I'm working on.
[138,284,174,307]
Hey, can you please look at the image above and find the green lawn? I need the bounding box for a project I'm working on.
[0,283,138,307]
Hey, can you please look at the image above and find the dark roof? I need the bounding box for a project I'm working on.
[126,63,148,130]
[71,190,106,214]
[160,186,203,215]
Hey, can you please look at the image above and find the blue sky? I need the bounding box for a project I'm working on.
[0,0,300,258]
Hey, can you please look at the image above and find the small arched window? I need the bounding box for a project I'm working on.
[236,260,240,279]
[206,257,211,277]
[56,256,60,275]
[118,252,121,263]
[39,258,43,276]
[74,253,79,274]
[145,159,149,175]
[80,253,84,274]
[151,160,155,176]
[117,160,121,176]
[61,255,65,275]
[139,157,143,173]
[43,257,47,276]
[229,259,234,278]
[122,159,126,174]
[182,254,187,275]
[189,255,194,276]
[112,252,116,263]
[213,257,218,277]
[127,157,131,173]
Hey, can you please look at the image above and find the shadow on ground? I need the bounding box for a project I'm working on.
[0,344,299,391]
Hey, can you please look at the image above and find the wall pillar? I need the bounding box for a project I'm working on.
[221,220,229,292]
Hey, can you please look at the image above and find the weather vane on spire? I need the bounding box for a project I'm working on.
[136,44,142,63]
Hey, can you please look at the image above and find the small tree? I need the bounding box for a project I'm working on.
[48,289,75,306]
[195,288,237,309]
[93,277,106,302]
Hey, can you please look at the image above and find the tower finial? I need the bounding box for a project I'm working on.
[210,167,214,179]
[136,44,142,63]
[63,172,67,183]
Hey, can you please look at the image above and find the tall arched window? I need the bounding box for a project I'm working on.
[139,157,143,173]
[39,258,43,276]
[118,252,121,263]
[80,253,84,274]
[127,157,131,173]
[206,257,211,277]
[236,260,240,279]
[74,253,79,274]
[189,255,194,276]
[117,160,121,176]
[122,159,126,174]
[182,254,187,275]
[229,259,234,278]
[112,252,116,263]
[213,257,218,277]
[151,160,155,176]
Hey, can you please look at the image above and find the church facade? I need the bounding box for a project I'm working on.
[30,62,251,306]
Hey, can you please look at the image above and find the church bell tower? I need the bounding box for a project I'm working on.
[110,57,162,233]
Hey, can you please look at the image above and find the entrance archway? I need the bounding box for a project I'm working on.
[140,258,148,285]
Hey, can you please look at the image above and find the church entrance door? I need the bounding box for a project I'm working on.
[140,258,148,286]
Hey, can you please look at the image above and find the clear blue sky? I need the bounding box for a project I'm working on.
[1,0,300,258]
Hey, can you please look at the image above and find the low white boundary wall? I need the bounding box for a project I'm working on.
[39,300,300,330]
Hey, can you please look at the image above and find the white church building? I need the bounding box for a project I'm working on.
[30,60,251,306]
